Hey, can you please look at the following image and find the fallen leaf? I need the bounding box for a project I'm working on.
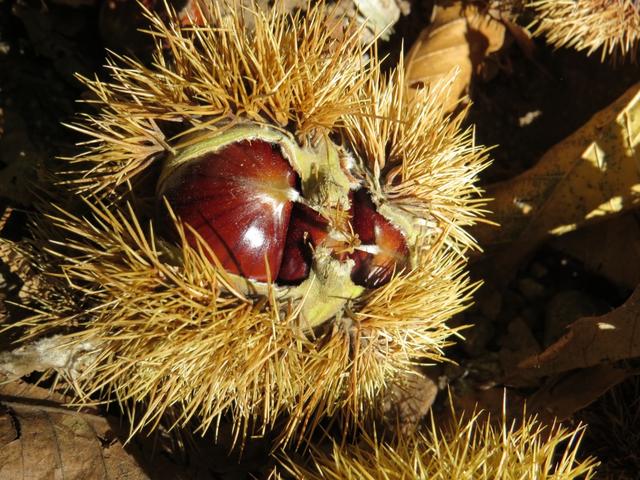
[382,369,438,434]
[551,210,640,290]
[0,376,151,480]
[405,2,507,113]
[518,285,640,375]
[0,375,72,405]
[448,386,526,428]
[543,289,608,347]
[472,83,640,273]
[527,365,631,423]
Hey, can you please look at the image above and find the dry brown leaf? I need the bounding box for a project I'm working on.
[0,376,151,480]
[518,286,640,375]
[448,386,526,427]
[473,83,640,271]
[527,365,631,422]
[451,366,628,429]
[551,209,640,290]
[0,374,274,479]
[382,370,438,434]
[0,373,73,406]
[405,2,507,113]
[0,376,194,479]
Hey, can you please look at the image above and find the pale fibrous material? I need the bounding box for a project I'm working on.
[11,1,489,444]
[281,410,599,479]
[529,0,640,61]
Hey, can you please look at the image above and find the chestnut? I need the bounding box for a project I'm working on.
[158,129,409,291]
[159,139,300,282]
[277,203,329,284]
[349,189,409,288]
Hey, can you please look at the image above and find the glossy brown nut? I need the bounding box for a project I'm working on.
[277,203,329,284]
[161,140,299,282]
[349,189,409,288]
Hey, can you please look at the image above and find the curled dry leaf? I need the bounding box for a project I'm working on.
[449,387,525,427]
[473,82,640,272]
[405,2,508,113]
[518,286,640,376]
[0,375,72,405]
[499,277,639,426]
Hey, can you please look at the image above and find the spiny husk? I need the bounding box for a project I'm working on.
[340,59,489,255]
[529,0,640,61]
[12,0,489,444]
[280,410,599,479]
[65,1,370,197]
[17,200,473,443]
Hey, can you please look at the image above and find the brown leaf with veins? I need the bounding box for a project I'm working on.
[0,376,151,480]
[527,365,631,423]
[518,286,640,375]
[472,83,640,277]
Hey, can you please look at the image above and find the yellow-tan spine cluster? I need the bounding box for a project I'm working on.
[14,0,489,447]
[530,0,640,61]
